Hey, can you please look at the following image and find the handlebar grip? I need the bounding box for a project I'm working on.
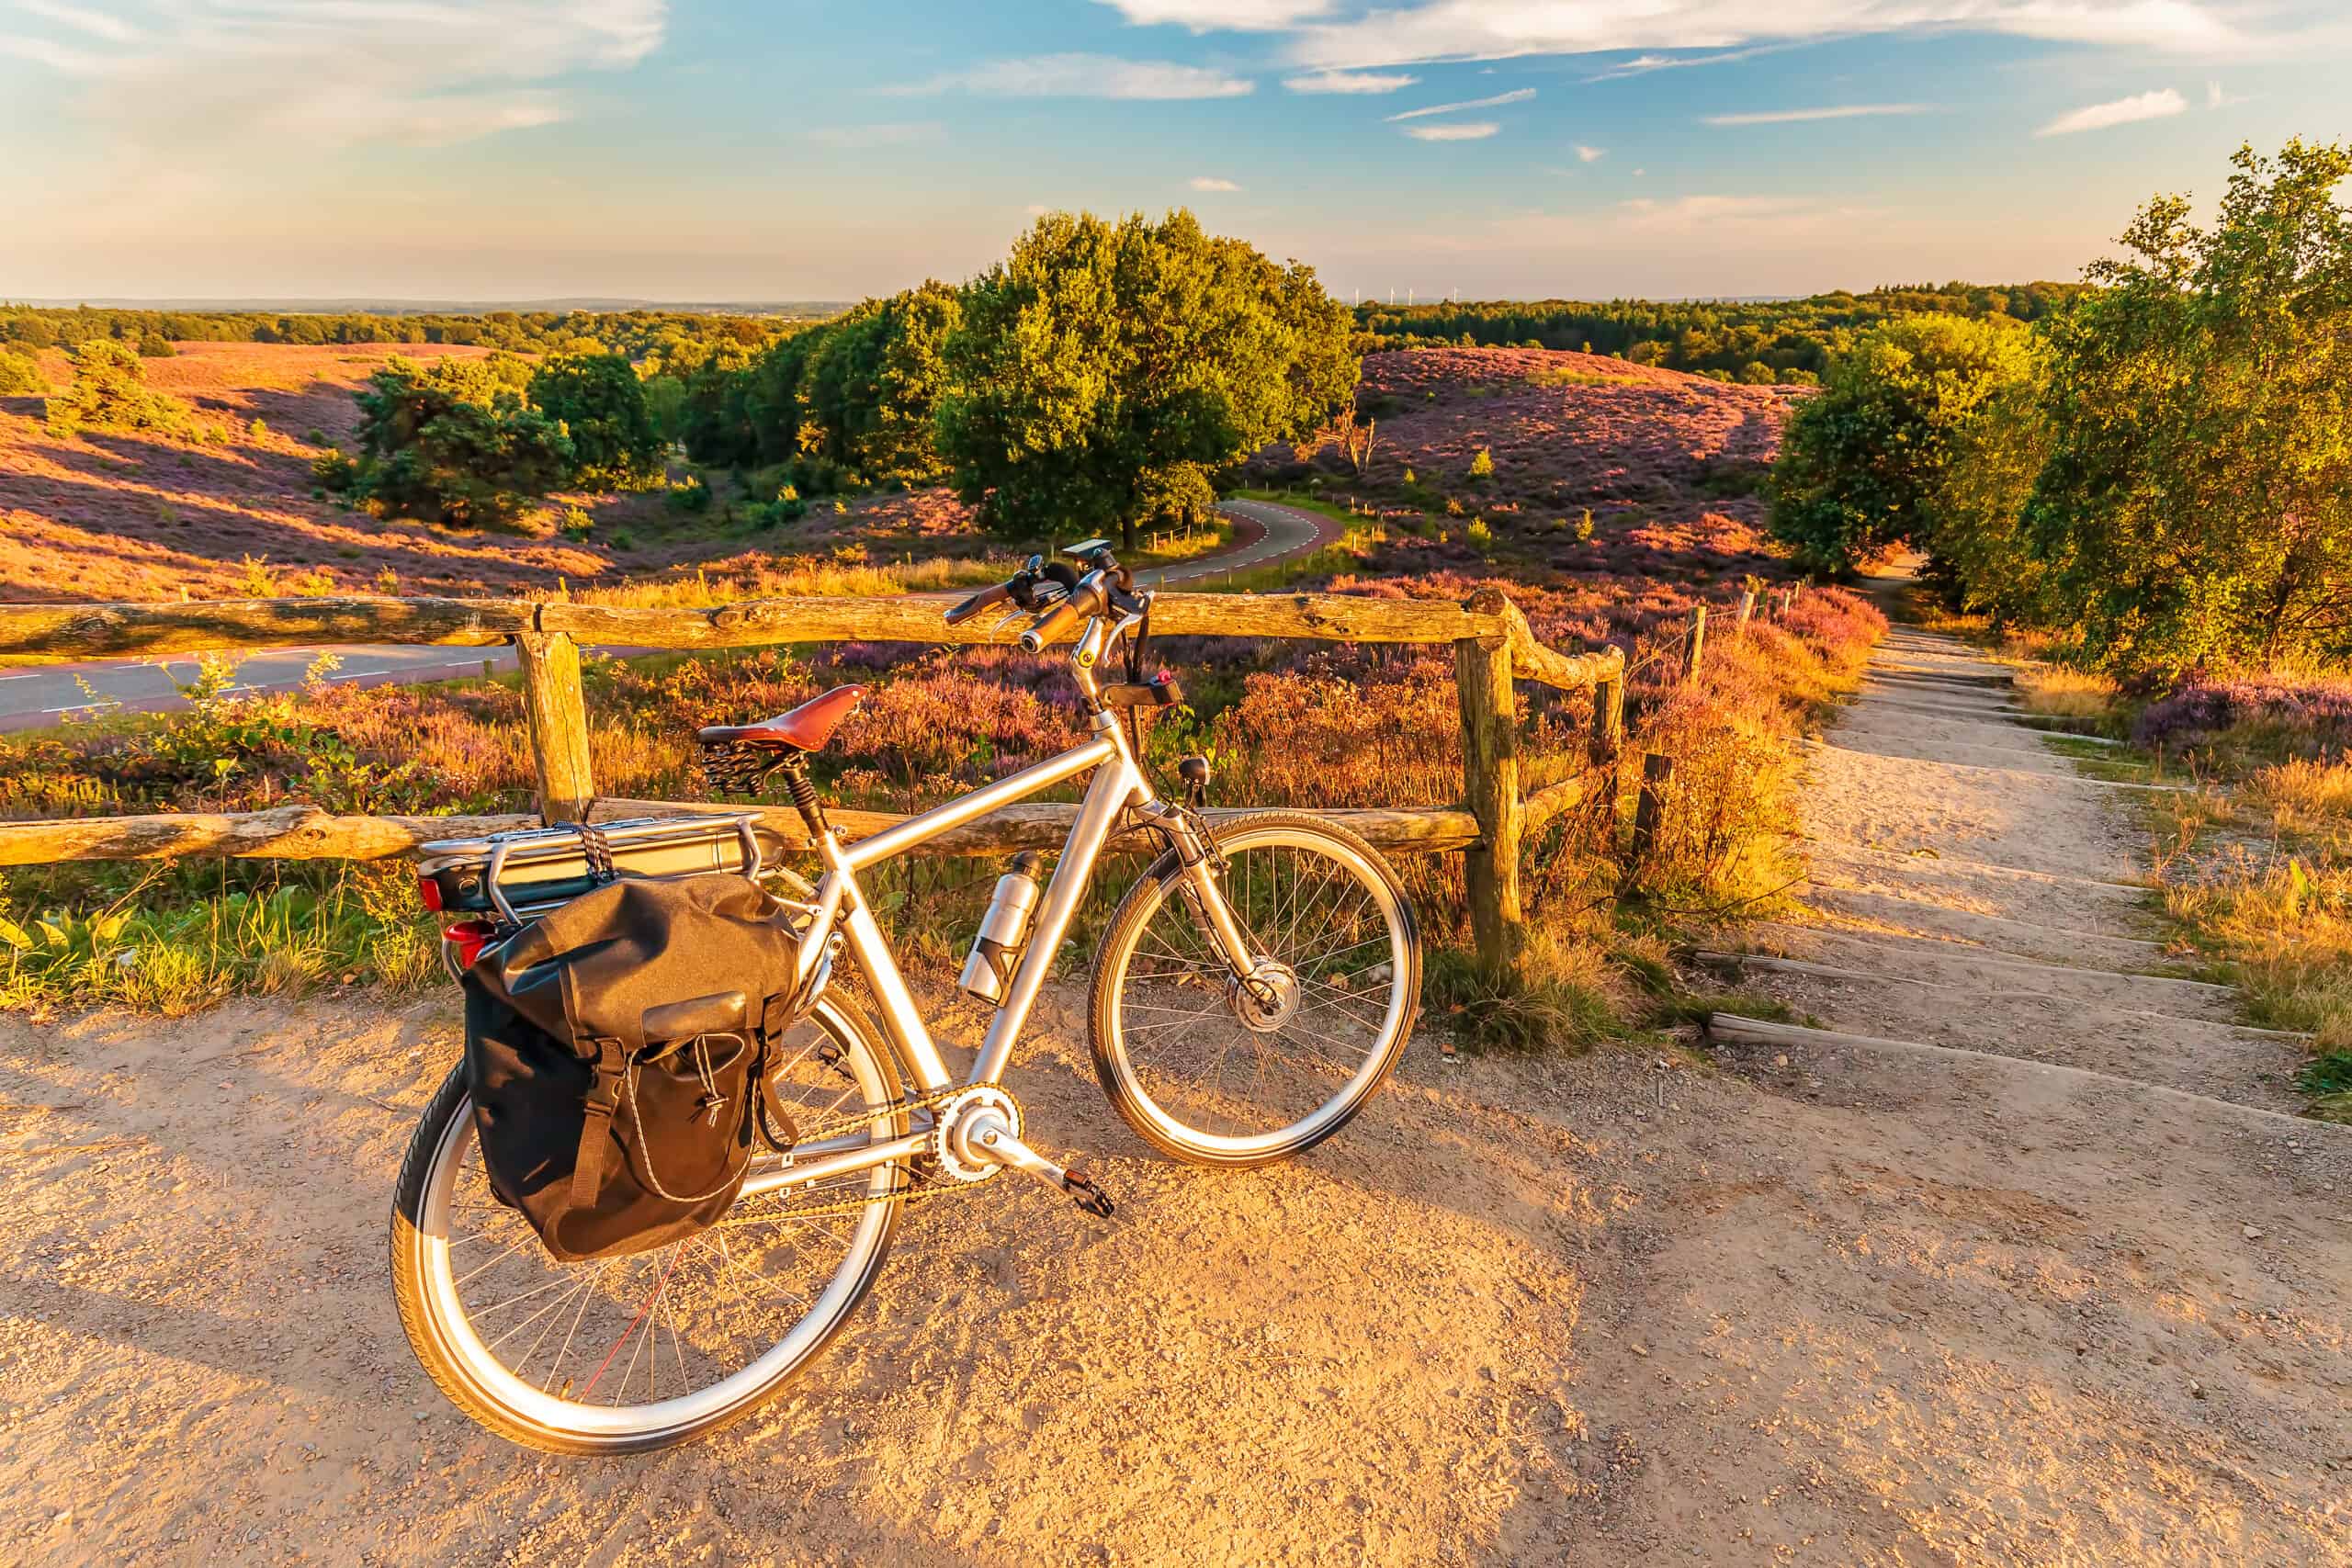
[944,581,1011,626]
[1018,596,1090,653]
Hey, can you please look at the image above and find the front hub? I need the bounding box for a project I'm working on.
[1227,960,1301,1033]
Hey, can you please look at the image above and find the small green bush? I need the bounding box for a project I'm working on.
[1468,446,1494,480]
[311,450,357,491]
[0,348,47,396]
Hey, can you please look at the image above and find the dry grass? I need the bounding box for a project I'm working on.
[2016,666,2120,719]
[2244,755,2352,825]
[553,551,1011,609]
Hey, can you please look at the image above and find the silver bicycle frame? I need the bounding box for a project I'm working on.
[802,711,1146,1091]
[741,602,1248,1197]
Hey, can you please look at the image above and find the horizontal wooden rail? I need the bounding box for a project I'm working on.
[0,598,532,660]
[0,799,1480,864]
[0,591,1624,690]
[0,806,539,865]
[594,799,1480,857]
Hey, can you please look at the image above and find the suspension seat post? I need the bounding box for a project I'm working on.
[775,757,832,842]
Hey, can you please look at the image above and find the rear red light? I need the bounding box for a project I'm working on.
[415,874,444,913]
[445,919,496,971]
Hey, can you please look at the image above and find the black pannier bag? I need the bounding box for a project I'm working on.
[461,871,807,1263]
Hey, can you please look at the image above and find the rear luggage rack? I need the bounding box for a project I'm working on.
[417,815,770,922]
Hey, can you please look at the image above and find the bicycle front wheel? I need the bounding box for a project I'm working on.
[1089,810,1420,1167]
[390,993,907,1454]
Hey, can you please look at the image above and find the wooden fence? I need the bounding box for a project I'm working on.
[0,585,1627,977]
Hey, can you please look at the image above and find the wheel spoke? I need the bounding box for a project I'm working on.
[1106,824,1413,1153]
[402,1000,906,1444]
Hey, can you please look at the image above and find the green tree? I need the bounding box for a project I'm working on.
[349,356,571,528]
[46,338,199,436]
[2027,139,2352,678]
[1766,312,2039,571]
[0,348,46,396]
[937,209,1357,548]
[801,282,965,487]
[527,352,666,488]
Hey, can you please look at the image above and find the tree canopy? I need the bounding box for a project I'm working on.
[44,338,199,437]
[936,209,1356,546]
[526,352,665,489]
[1766,139,2352,683]
[1767,313,2040,572]
[2024,139,2352,679]
[346,355,572,528]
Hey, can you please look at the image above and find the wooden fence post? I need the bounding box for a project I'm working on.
[1626,752,1675,877]
[1736,588,1756,636]
[1684,604,1708,685]
[1589,670,1624,768]
[515,631,594,824]
[1454,604,1521,982]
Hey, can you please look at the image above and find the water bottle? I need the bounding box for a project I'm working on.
[959,851,1046,1003]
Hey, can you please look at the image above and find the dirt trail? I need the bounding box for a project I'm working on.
[1,621,2347,1565]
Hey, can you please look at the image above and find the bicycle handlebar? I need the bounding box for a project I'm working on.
[1018,593,1091,653]
[943,581,1011,626]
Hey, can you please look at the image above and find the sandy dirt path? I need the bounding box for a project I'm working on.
[1,612,2346,1565]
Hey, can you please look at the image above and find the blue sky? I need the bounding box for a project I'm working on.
[3,1,2346,302]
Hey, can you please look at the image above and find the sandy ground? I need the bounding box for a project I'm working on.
[1,615,2347,1565]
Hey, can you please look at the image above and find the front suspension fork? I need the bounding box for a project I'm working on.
[1138,800,1261,979]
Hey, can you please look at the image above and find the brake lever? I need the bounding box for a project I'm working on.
[989,604,1029,635]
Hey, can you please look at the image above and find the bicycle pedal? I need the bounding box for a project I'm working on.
[1060,1166,1114,1220]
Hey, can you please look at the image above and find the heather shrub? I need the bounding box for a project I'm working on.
[2134,675,2352,755]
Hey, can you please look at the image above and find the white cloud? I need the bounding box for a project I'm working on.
[1091,0,1329,29]
[1584,44,1792,81]
[1188,175,1243,190]
[808,121,942,149]
[1385,86,1533,121]
[1282,68,1419,93]
[16,1,137,43]
[4,1,665,152]
[2035,87,2188,136]
[1703,103,1929,125]
[1574,143,1606,162]
[891,53,1254,99]
[1403,120,1498,141]
[1286,2,2248,72]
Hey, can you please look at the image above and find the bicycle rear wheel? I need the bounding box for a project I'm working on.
[1088,811,1420,1167]
[390,993,906,1453]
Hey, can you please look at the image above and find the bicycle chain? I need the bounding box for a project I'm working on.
[716,1078,1012,1228]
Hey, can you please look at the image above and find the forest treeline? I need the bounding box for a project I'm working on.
[1770,140,2350,683]
[0,304,785,371]
[1353,281,2089,384]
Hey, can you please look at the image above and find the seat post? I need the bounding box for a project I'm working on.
[774,756,832,844]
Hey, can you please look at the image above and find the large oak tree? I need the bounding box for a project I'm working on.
[936,209,1357,548]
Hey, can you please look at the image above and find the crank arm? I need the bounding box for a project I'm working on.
[956,1112,1116,1219]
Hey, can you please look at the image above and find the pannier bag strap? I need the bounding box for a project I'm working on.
[569,1038,627,1207]
[579,821,616,881]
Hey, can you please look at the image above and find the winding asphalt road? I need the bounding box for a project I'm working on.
[0,500,1335,730]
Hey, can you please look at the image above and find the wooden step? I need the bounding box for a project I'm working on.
[1701,1014,2314,1121]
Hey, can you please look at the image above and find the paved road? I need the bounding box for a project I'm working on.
[0,500,1338,730]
